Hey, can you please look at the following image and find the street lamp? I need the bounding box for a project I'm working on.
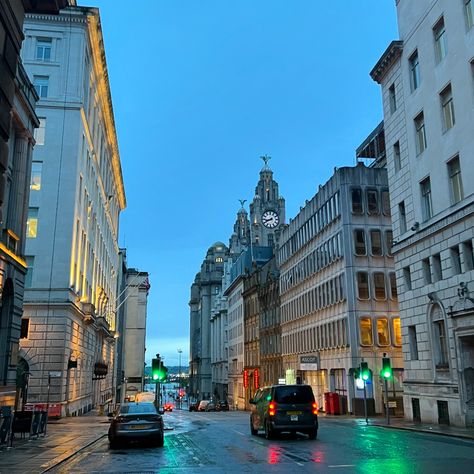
[178,349,182,409]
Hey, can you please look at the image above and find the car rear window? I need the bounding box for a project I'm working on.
[120,403,157,414]
[274,386,315,404]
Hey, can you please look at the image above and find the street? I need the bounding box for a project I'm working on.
[50,410,474,473]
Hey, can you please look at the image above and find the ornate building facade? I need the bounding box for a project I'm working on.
[18,6,125,417]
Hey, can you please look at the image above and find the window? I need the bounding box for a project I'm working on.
[373,273,386,299]
[34,118,46,145]
[20,319,29,339]
[359,317,373,346]
[393,318,402,346]
[376,318,390,346]
[450,246,461,275]
[33,75,49,98]
[357,272,370,300]
[370,230,383,256]
[25,256,34,287]
[431,305,449,368]
[420,177,433,221]
[382,190,391,216]
[389,272,398,299]
[422,258,432,284]
[389,83,397,114]
[354,229,366,255]
[385,230,393,256]
[440,84,455,131]
[35,38,52,61]
[433,253,442,281]
[403,266,412,291]
[30,162,42,191]
[433,17,447,63]
[351,188,363,214]
[462,240,474,271]
[398,201,407,234]
[414,112,427,155]
[409,50,420,91]
[26,208,39,238]
[466,0,474,29]
[408,325,419,360]
[393,141,401,173]
[367,189,379,215]
[447,156,463,204]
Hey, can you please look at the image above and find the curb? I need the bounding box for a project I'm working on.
[373,423,474,441]
[40,433,107,473]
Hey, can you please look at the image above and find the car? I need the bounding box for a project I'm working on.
[197,400,210,411]
[108,402,164,448]
[249,384,318,440]
[205,401,216,412]
[163,403,173,412]
[189,400,199,412]
[216,400,229,411]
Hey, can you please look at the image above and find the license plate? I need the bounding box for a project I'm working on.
[129,424,148,430]
[287,411,302,415]
[290,415,299,421]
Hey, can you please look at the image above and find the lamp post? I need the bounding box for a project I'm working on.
[178,349,182,409]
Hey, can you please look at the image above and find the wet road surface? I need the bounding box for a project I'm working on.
[50,410,474,473]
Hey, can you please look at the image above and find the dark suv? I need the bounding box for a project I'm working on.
[249,384,318,440]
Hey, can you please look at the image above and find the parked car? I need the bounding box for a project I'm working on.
[189,400,199,412]
[205,401,217,412]
[197,400,210,411]
[249,384,318,440]
[163,403,174,412]
[108,402,164,448]
[216,400,229,411]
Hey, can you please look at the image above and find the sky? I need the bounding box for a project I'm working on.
[83,1,398,366]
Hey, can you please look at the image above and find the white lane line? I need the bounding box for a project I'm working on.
[328,465,356,468]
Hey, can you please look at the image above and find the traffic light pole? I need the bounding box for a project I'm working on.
[363,381,368,425]
[384,377,390,425]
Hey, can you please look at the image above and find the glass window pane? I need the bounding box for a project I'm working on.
[27,208,39,238]
[371,230,383,256]
[374,272,386,299]
[30,162,42,191]
[360,318,373,346]
[377,318,390,346]
[367,189,379,215]
[352,188,363,214]
[354,230,366,255]
[357,272,369,299]
[393,318,402,346]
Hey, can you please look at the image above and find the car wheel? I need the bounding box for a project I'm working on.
[307,429,317,440]
[264,420,275,440]
[154,433,164,447]
[109,438,120,449]
[250,418,258,436]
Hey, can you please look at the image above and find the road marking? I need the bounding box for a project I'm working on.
[233,430,245,436]
[328,465,356,468]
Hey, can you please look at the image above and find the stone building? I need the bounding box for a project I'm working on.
[278,164,402,414]
[0,0,72,408]
[18,5,126,417]
[371,0,474,427]
[189,242,229,401]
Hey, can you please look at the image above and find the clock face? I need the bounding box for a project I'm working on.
[262,210,279,228]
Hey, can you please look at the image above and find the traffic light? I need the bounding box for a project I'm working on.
[360,362,370,381]
[381,357,392,380]
[160,365,168,382]
[353,368,360,380]
[152,357,161,381]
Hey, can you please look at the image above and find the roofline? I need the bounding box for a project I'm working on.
[370,40,403,84]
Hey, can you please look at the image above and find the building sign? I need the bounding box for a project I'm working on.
[254,369,259,389]
[300,355,318,371]
[243,369,249,388]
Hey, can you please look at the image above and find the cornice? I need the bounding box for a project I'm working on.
[370,40,403,84]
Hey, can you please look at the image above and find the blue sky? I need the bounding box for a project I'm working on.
[85,1,398,366]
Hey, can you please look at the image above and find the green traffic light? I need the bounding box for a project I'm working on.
[152,373,158,381]
[382,357,392,380]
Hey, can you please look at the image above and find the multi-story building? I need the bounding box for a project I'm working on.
[371,0,474,427]
[278,164,402,414]
[257,256,282,388]
[0,0,73,408]
[189,242,228,401]
[18,6,126,417]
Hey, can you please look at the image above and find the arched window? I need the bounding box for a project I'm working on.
[431,304,449,369]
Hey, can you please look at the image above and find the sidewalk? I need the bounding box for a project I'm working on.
[321,413,474,440]
[0,411,109,474]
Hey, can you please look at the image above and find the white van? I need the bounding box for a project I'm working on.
[135,392,155,403]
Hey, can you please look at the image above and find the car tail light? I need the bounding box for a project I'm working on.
[268,401,276,416]
[312,402,318,415]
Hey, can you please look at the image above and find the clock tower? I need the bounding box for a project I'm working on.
[229,200,250,258]
[249,156,286,247]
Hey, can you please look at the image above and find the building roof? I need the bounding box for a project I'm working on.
[370,40,403,84]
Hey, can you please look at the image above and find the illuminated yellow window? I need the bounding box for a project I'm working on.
[377,318,390,346]
[30,162,42,190]
[393,317,402,346]
[27,208,38,238]
[359,317,373,346]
